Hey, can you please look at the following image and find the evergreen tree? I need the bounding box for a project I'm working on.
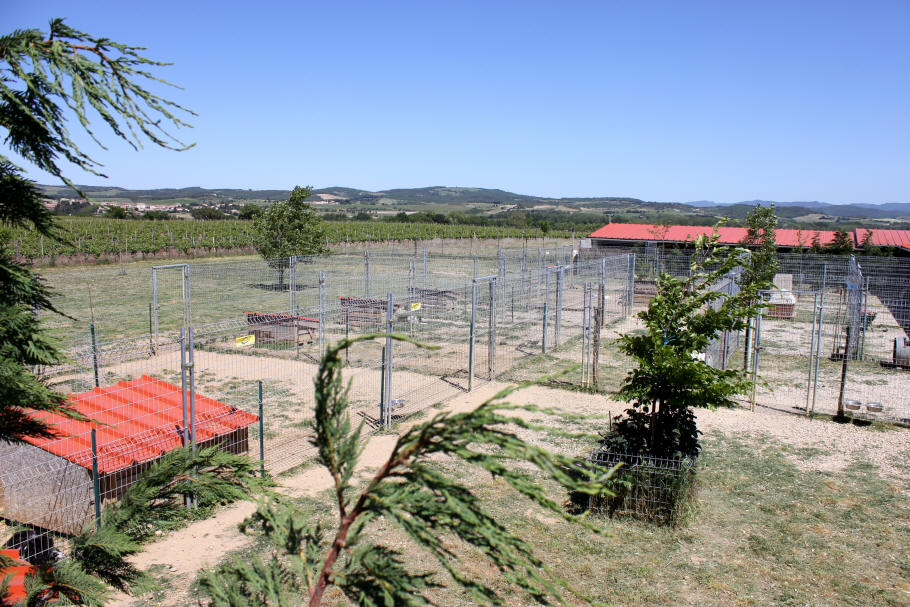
[826,229,854,254]
[0,18,193,444]
[198,335,617,606]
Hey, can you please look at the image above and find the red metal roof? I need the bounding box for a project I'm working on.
[0,549,31,603]
[23,376,258,474]
[588,222,840,248]
[858,229,910,250]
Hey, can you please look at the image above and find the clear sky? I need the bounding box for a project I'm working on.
[5,0,910,204]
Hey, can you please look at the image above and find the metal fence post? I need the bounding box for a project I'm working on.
[810,291,825,416]
[364,251,371,297]
[90,323,100,387]
[188,325,197,509]
[188,326,196,455]
[383,293,394,427]
[258,380,265,477]
[488,279,497,380]
[593,282,604,388]
[423,245,428,290]
[627,253,636,317]
[319,271,327,355]
[537,248,542,291]
[469,280,477,391]
[180,327,188,447]
[289,256,297,314]
[542,270,550,353]
[151,267,159,342]
[806,292,819,416]
[555,266,564,347]
[182,263,192,329]
[91,429,102,529]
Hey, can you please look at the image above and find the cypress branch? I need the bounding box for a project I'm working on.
[200,336,618,606]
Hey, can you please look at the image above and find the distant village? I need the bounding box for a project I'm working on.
[41,192,344,218]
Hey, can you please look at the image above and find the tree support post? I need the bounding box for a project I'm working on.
[835,325,851,422]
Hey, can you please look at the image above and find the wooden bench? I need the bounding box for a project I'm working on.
[245,312,319,345]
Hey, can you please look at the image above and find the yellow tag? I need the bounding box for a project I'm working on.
[410,302,422,311]
[236,334,256,346]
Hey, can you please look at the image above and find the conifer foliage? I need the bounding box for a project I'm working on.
[198,335,616,606]
[1,18,194,444]
[18,447,271,606]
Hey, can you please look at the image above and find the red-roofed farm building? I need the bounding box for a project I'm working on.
[587,223,910,255]
[0,376,257,534]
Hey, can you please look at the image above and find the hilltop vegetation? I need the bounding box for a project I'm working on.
[39,184,910,231]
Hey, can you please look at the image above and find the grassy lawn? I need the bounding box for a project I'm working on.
[175,429,909,606]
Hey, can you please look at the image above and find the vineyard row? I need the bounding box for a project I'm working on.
[3,217,577,259]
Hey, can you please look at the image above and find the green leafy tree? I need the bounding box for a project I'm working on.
[610,229,763,457]
[237,203,263,220]
[142,210,170,220]
[191,206,228,220]
[104,205,128,218]
[252,185,328,287]
[198,336,616,606]
[0,18,193,444]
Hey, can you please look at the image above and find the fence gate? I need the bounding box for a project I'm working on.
[151,264,191,343]
[468,275,498,390]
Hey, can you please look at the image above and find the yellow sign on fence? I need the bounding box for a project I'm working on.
[236,334,256,346]
[410,302,422,311]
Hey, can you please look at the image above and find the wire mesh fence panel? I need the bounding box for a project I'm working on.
[587,450,697,526]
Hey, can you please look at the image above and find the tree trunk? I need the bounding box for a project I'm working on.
[277,268,285,288]
[650,399,661,455]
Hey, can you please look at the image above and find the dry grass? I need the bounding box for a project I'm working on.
[167,425,910,607]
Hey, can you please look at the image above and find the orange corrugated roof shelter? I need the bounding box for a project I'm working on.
[588,222,842,249]
[0,376,258,535]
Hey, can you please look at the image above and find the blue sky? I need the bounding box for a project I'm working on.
[5,0,910,203]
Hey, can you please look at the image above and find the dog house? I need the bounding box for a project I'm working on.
[0,376,257,534]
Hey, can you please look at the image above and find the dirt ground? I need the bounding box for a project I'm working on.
[107,381,910,606]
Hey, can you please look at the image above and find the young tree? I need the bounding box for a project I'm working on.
[826,229,854,254]
[0,18,193,444]
[860,229,883,256]
[607,229,763,457]
[809,232,823,254]
[252,185,328,287]
[198,336,616,606]
[740,203,779,371]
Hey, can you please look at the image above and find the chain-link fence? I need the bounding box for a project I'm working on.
[6,245,910,558]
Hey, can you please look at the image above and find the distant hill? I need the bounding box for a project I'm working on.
[684,199,910,218]
[36,184,910,220]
